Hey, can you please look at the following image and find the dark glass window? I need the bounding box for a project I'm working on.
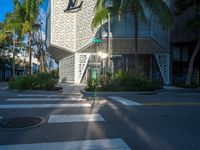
[173,47,181,61]
[182,47,189,62]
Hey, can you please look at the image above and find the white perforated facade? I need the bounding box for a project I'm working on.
[47,0,96,56]
[47,0,96,83]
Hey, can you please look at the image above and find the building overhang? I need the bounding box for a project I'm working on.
[79,38,169,55]
[48,44,74,62]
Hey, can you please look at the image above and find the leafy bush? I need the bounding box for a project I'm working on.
[85,70,162,92]
[182,84,199,88]
[174,77,199,88]
[9,72,59,90]
[85,77,100,91]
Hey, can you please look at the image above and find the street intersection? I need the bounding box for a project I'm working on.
[0,89,200,150]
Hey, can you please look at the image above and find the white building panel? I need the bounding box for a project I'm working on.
[59,55,75,83]
[155,53,170,85]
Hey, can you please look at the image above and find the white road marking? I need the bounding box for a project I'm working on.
[48,114,105,123]
[0,103,91,109]
[17,94,61,97]
[109,96,142,106]
[0,139,131,150]
[0,87,8,90]
[6,98,86,102]
[0,117,3,119]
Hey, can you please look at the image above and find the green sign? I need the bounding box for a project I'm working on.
[92,69,97,79]
[92,38,103,44]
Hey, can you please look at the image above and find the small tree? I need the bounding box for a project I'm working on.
[174,0,200,85]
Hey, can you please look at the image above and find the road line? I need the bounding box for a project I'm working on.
[17,94,62,97]
[109,96,142,106]
[144,102,200,106]
[0,103,91,109]
[0,87,8,90]
[0,117,3,119]
[6,98,86,102]
[0,139,131,150]
[48,114,105,123]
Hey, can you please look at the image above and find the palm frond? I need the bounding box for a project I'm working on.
[92,7,108,30]
[22,21,31,36]
[143,0,173,28]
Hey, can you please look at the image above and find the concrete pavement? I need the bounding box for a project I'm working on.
[60,82,86,95]
[0,82,8,90]
[0,91,200,149]
[0,83,200,149]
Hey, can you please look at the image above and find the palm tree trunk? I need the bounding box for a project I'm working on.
[134,15,139,76]
[185,34,200,85]
[28,32,32,75]
[40,54,45,73]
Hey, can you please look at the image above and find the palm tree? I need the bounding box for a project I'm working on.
[1,0,44,75]
[92,0,173,75]
[92,0,109,30]
[33,31,46,73]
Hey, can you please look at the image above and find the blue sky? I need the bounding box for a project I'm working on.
[0,0,13,21]
[0,0,48,22]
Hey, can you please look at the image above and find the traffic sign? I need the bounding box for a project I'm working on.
[92,38,103,44]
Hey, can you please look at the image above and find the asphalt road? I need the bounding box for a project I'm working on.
[0,90,200,150]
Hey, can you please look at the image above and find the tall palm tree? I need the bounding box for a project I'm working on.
[33,31,46,73]
[92,0,173,75]
[1,0,44,75]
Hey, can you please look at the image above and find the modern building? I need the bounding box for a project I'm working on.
[47,0,171,85]
[170,3,200,85]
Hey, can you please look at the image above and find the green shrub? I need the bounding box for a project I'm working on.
[174,78,199,88]
[180,83,199,88]
[85,70,162,92]
[9,72,59,90]
[85,78,99,91]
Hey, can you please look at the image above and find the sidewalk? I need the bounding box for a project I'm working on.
[163,86,200,92]
[59,83,86,95]
[81,85,200,97]
[0,82,8,90]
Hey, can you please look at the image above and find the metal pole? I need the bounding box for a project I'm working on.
[108,10,111,71]
[12,28,15,79]
[96,44,99,79]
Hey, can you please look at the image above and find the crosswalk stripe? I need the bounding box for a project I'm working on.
[6,98,86,102]
[17,94,62,97]
[0,87,8,90]
[0,117,3,119]
[48,114,105,123]
[109,96,142,106]
[0,138,131,150]
[0,103,91,109]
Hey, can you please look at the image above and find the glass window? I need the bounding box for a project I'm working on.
[182,47,189,62]
[173,47,181,62]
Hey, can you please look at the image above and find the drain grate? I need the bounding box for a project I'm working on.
[0,116,45,130]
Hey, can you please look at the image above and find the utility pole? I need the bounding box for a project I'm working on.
[96,43,99,79]
[108,11,111,71]
[105,0,113,73]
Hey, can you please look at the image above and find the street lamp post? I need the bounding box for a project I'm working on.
[105,0,113,73]
[96,43,99,79]
[12,29,16,79]
[98,51,108,76]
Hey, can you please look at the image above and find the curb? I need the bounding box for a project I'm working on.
[81,89,160,96]
[161,89,200,93]
[81,88,200,97]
